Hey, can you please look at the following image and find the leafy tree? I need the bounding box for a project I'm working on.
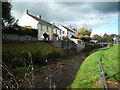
[76,26,92,42]
[92,34,117,43]
[2,1,14,27]
[101,34,116,43]
[92,34,102,41]
[101,33,109,42]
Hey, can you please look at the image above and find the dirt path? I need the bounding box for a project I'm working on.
[20,52,88,88]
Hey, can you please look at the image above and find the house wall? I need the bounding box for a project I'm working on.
[17,14,38,29]
[38,24,52,40]
[18,13,62,40]
[67,30,75,38]
[58,26,67,39]
[38,24,62,40]
[58,25,75,39]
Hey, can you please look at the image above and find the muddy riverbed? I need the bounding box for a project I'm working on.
[20,48,102,88]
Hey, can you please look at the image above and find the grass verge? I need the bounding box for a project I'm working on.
[71,44,119,88]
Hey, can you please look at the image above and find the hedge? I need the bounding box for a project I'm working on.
[2,27,38,37]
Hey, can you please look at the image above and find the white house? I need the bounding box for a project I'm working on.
[58,25,75,39]
[17,10,62,40]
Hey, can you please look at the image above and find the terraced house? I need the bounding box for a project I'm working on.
[58,25,76,39]
[18,10,62,40]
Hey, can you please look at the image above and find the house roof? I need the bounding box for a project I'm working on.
[28,13,61,30]
[61,25,75,33]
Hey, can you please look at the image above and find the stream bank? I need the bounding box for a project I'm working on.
[20,46,103,88]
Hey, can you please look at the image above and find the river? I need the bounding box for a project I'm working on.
[20,47,103,88]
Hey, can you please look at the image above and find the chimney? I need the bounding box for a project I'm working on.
[73,28,77,31]
[37,15,41,19]
[68,25,72,29]
[24,10,28,14]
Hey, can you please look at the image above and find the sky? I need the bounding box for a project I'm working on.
[11,1,119,37]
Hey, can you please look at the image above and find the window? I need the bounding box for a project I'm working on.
[67,31,69,35]
[56,29,57,34]
[40,33,44,38]
[51,28,53,33]
[53,29,55,33]
[46,27,48,32]
[40,25,42,31]
[60,30,61,35]
[63,31,65,34]
[58,30,60,35]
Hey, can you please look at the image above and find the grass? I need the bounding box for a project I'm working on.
[71,44,119,88]
[2,42,63,70]
[2,42,62,59]
[15,65,39,73]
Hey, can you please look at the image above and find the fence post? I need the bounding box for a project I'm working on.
[98,58,108,90]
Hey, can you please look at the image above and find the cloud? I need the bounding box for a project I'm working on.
[91,2,118,13]
[11,2,118,30]
[91,31,106,37]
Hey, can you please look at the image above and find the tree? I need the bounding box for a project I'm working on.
[2,1,14,27]
[76,26,92,42]
[92,34,102,42]
[101,33,116,43]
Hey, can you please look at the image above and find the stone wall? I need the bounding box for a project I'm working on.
[2,33,37,42]
[70,38,85,51]
[2,33,85,51]
[47,40,85,51]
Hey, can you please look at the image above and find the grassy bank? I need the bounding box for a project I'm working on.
[2,42,62,58]
[2,42,63,70]
[71,44,119,88]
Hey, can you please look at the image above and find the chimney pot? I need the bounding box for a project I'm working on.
[24,10,28,14]
[68,25,72,29]
[37,15,41,19]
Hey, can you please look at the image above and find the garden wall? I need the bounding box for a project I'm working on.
[47,40,85,51]
[2,33,37,42]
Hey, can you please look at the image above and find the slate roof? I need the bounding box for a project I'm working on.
[61,25,75,33]
[28,13,61,30]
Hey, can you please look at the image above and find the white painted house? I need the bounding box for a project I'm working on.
[18,10,62,40]
[58,25,75,39]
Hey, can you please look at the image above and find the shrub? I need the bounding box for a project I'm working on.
[32,51,61,65]
[2,27,38,37]
[10,51,32,68]
[47,51,60,60]
[32,51,47,65]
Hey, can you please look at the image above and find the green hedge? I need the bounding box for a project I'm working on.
[2,27,38,37]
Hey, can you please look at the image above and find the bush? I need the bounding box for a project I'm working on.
[32,51,61,65]
[81,37,91,43]
[47,51,60,60]
[83,44,103,52]
[2,27,38,37]
[32,51,47,65]
[10,51,32,68]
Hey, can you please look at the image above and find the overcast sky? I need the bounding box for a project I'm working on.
[11,1,118,36]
